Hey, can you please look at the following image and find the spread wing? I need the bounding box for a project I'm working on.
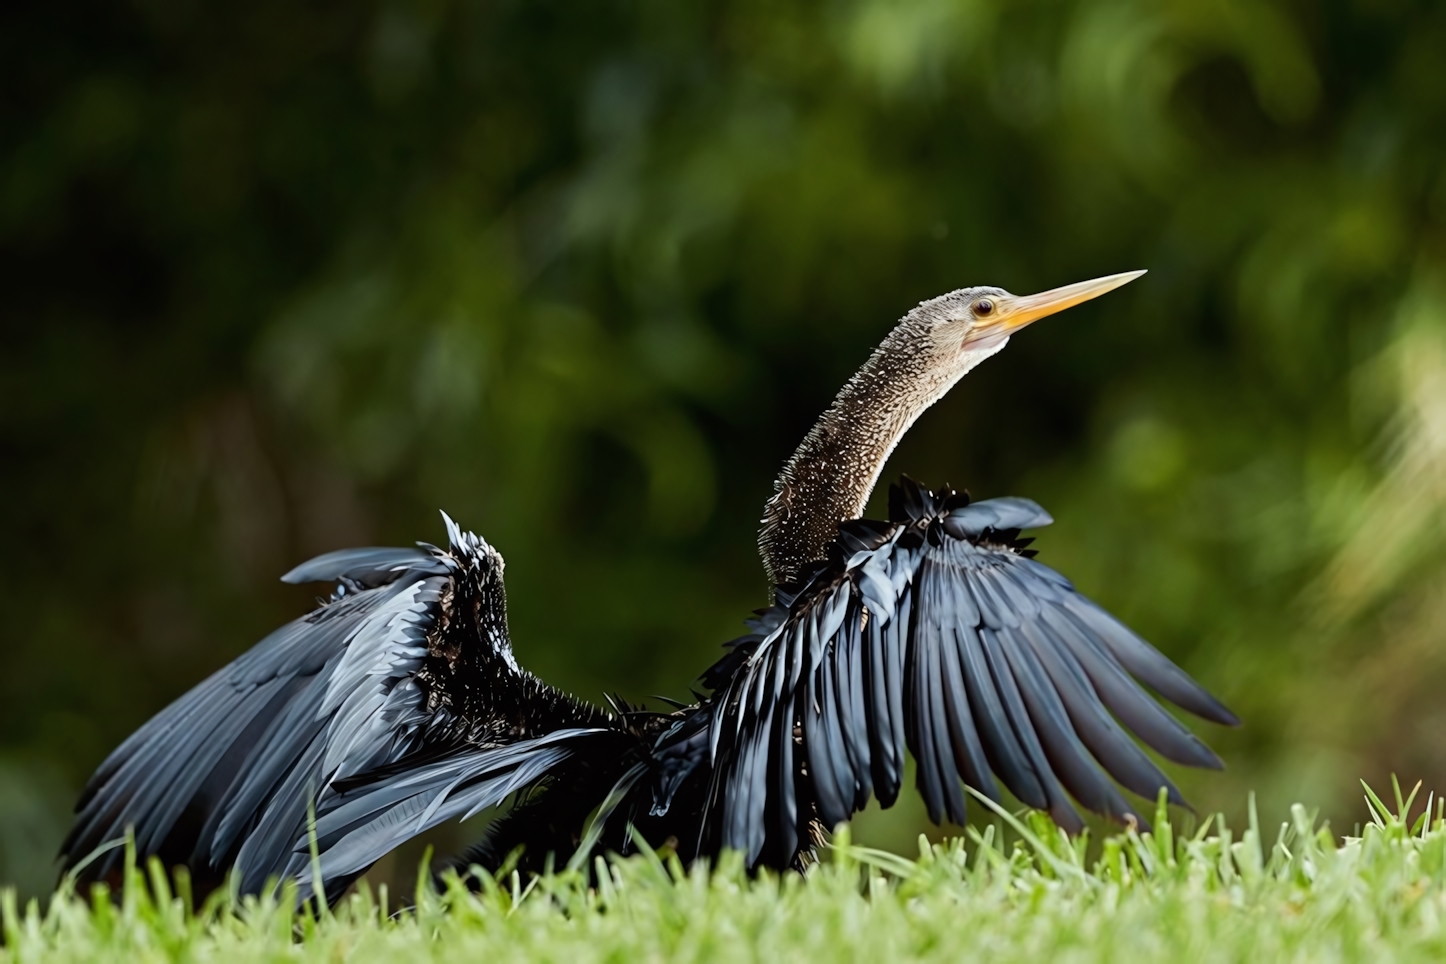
[61,514,519,893]
[708,478,1238,866]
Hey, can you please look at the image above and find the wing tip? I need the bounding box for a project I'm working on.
[1176,689,1241,729]
[1207,701,1242,728]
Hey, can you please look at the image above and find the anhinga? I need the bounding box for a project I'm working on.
[61,270,1238,904]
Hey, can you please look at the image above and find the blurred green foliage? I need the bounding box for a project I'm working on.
[3,0,1446,899]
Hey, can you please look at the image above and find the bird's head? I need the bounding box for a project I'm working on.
[907,269,1147,375]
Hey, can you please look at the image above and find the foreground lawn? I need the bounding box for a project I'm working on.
[7,785,1446,962]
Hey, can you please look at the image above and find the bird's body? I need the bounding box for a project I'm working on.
[62,272,1238,904]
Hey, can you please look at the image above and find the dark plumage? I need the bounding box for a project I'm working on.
[61,272,1238,905]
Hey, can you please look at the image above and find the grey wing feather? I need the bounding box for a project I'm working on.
[288,728,606,905]
[943,497,1053,540]
[281,547,448,588]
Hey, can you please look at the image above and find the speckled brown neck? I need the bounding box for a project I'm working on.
[758,321,964,586]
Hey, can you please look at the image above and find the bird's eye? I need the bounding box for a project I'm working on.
[974,299,995,317]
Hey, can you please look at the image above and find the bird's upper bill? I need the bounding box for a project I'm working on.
[976,269,1146,336]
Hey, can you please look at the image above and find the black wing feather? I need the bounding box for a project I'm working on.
[769,695,799,863]
[957,622,1049,809]
[938,622,994,801]
[863,612,902,805]
[1019,620,1183,804]
[999,624,1139,824]
[1060,596,1240,726]
[978,625,1082,831]
[1041,607,1223,769]
[804,660,850,830]
[836,606,873,809]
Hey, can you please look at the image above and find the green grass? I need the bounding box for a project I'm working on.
[8,783,1446,962]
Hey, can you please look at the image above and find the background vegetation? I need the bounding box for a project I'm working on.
[4,0,1446,902]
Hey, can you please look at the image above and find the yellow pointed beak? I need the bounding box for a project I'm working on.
[986,269,1147,334]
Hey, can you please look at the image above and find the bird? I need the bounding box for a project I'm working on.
[60,269,1239,905]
